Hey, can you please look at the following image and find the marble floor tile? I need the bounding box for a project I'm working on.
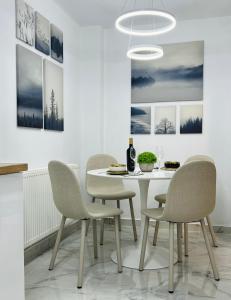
[25,224,231,300]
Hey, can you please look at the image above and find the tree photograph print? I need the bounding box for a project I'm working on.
[43,60,64,131]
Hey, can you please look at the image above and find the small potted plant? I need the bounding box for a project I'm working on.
[138,152,157,172]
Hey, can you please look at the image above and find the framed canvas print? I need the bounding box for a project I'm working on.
[51,24,63,63]
[154,106,176,134]
[131,41,204,103]
[44,60,64,131]
[131,106,151,134]
[180,105,203,134]
[16,45,43,128]
[35,12,50,55]
[16,0,35,46]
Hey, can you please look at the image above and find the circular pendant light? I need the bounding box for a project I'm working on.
[127,45,163,61]
[115,10,176,36]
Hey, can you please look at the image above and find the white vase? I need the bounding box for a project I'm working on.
[139,163,154,172]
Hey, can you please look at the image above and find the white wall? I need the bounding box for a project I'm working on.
[103,17,231,226]
[0,0,82,169]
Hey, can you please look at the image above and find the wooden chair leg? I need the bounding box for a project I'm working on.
[100,199,106,245]
[153,203,162,246]
[49,216,66,270]
[114,216,122,273]
[92,219,98,259]
[129,198,137,241]
[206,216,218,247]
[139,216,149,271]
[184,223,189,257]
[77,219,87,288]
[169,222,175,293]
[117,200,122,232]
[177,223,183,263]
[200,219,220,281]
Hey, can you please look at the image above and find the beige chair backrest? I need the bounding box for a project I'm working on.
[48,161,89,219]
[86,154,124,195]
[185,155,214,164]
[162,160,216,223]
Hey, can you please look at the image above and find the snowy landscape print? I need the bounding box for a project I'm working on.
[35,12,50,55]
[44,60,64,131]
[155,106,176,134]
[16,0,35,46]
[51,24,63,63]
[132,41,204,103]
[180,105,203,134]
[131,106,151,134]
[16,45,43,128]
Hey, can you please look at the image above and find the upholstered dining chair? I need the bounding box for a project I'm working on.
[86,154,137,245]
[139,160,220,293]
[153,155,218,254]
[48,161,123,288]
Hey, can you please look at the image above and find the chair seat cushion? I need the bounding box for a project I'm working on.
[154,193,166,204]
[142,207,164,220]
[86,203,122,219]
[89,189,136,200]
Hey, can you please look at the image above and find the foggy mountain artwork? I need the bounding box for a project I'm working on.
[180,105,203,134]
[51,24,63,63]
[155,106,176,134]
[35,12,50,55]
[16,45,43,128]
[44,60,64,131]
[16,0,35,46]
[131,106,151,134]
[132,41,204,103]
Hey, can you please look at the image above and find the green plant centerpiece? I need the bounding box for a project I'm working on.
[137,152,157,172]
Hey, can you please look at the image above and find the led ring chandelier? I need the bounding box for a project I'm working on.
[115,10,176,36]
[127,45,163,61]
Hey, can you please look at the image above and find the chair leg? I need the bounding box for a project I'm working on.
[117,200,122,232]
[100,199,106,245]
[153,203,162,246]
[206,216,218,247]
[200,219,220,281]
[177,223,183,263]
[85,219,91,236]
[77,219,87,288]
[169,222,175,293]
[139,216,149,271]
[92,219,98,259]
[129,198,137,242]
[49,216,66,270]
[92,197,95,203]
[184,223,189,257]
[114,215,122,273]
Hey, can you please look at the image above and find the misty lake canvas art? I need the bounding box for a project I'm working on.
[16,0,35,46]
[131,106,151,134]
[16,45,43,129]
[155,106,176,134]
[35,12,50,55]
[51,24,63,63]
[44,60,64,131]
[132,41,204,103]
[180,105,203,134]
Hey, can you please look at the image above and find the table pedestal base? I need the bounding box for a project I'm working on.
[111,244,177,270]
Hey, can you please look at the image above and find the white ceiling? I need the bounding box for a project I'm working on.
[54,0,231,27]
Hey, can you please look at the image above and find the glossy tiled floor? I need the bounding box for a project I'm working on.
[25,223,231,300]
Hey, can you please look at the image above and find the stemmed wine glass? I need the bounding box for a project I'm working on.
[155,146,164,169]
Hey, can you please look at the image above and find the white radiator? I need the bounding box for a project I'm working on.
[23,164,79,248]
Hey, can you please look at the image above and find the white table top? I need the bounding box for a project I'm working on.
[87,168,175,181]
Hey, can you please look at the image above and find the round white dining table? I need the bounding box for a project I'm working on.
[87,168,176,270]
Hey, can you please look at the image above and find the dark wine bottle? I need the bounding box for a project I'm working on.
[127,137,136,173]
